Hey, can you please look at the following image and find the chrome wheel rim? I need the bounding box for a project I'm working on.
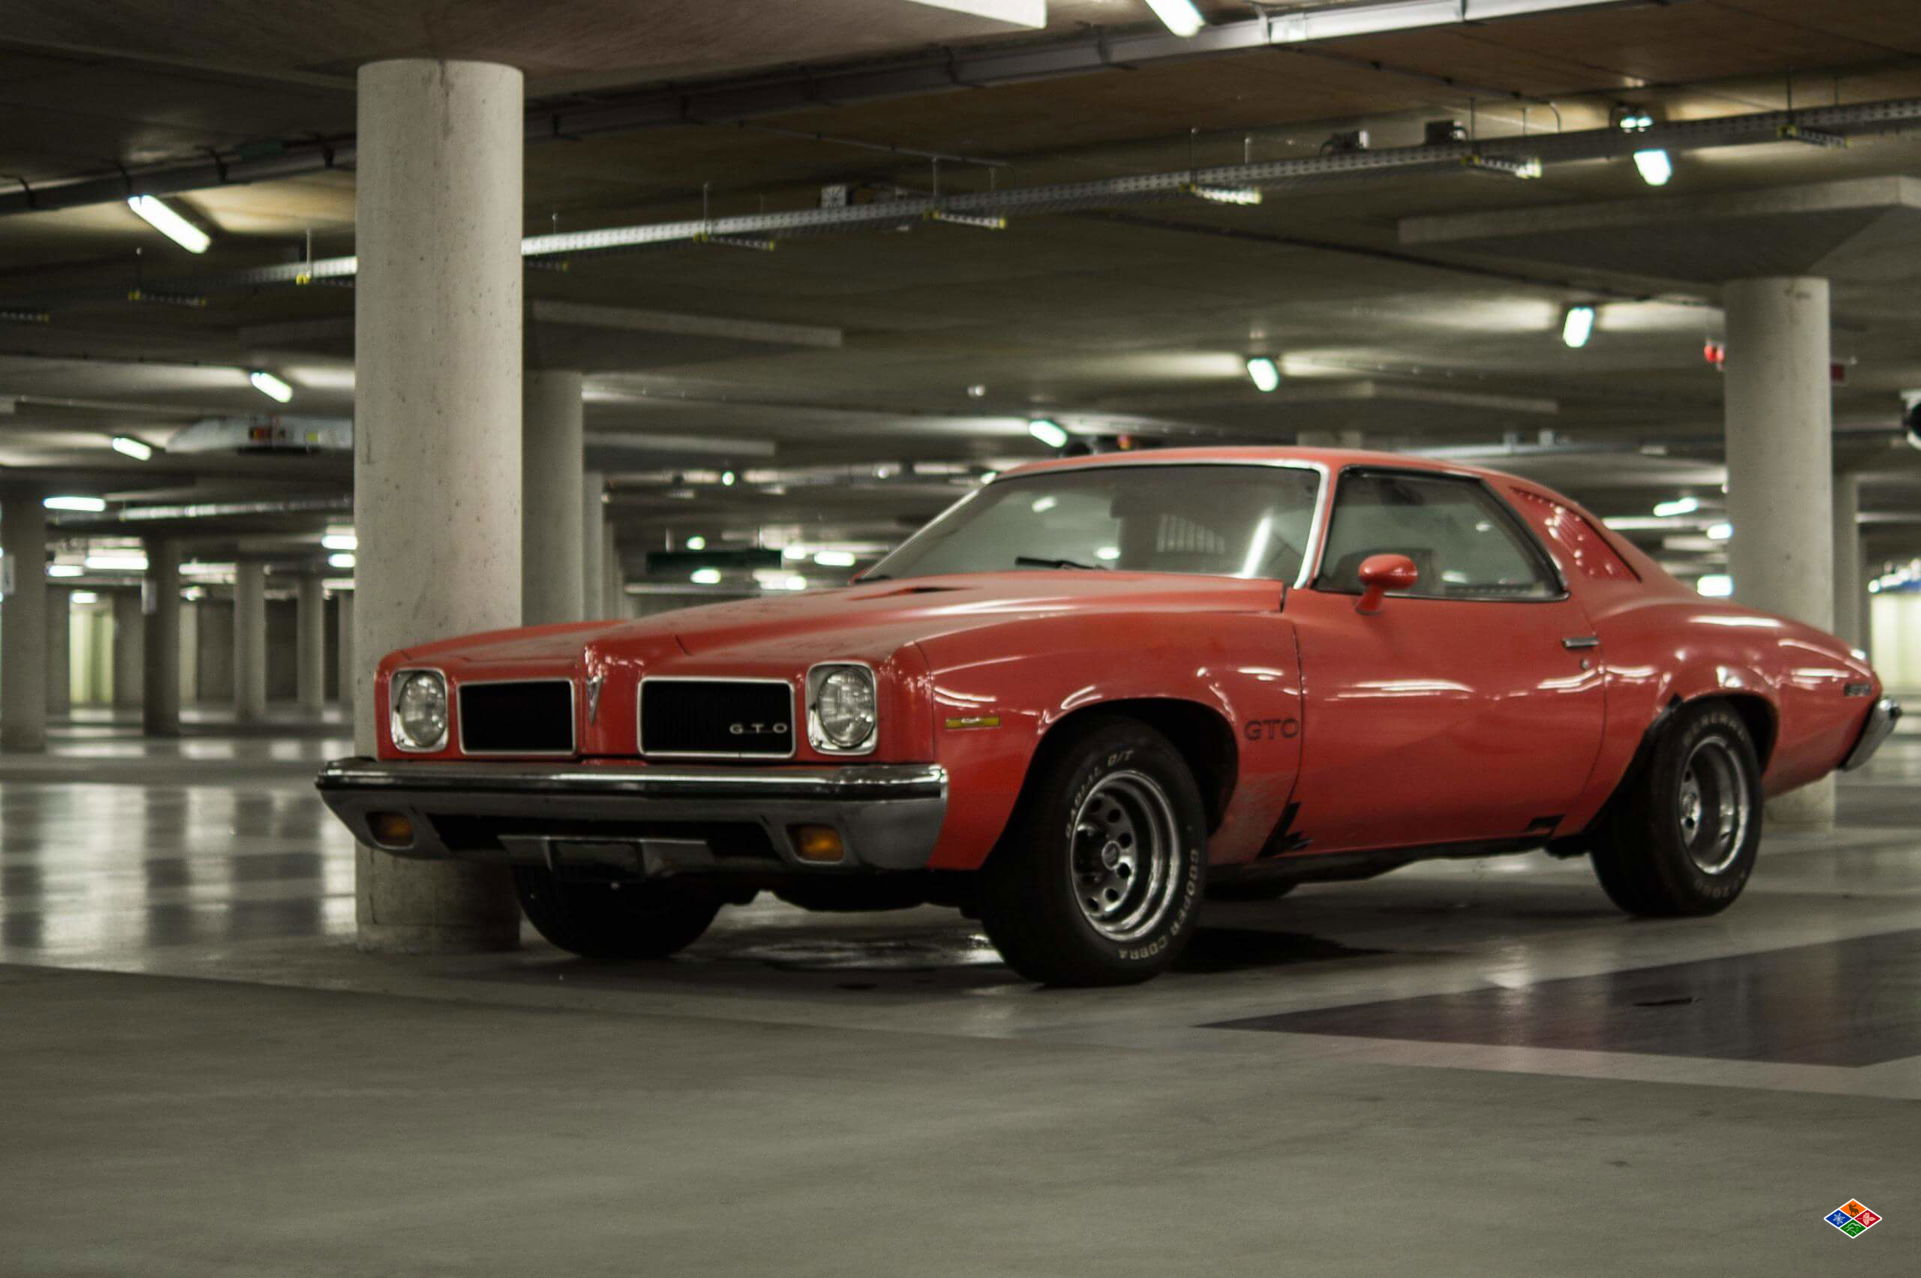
[1679,735,1749,875]
[1070,770,1183,943]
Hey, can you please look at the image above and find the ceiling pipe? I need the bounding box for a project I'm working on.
[0,0,1645,218]
[36,93,1919,308]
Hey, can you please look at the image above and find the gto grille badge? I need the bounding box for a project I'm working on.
[729,722,790,735]
[585,675,604,724]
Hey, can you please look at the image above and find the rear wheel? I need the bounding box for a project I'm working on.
[513,868,722,960]
[1589,701,1762,917]
[978,717,1207,986]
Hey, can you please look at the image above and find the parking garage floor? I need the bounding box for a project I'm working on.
[3,711,1916,1275]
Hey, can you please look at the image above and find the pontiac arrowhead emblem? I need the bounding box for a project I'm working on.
[585,674,604,724]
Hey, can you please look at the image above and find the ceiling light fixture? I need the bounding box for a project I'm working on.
[47,564,84,578]
[1460,154,1543,179]
[126,195,210,254]
[110,435,155,461]
[1632,148,1673,186]
[1144,0,1205,37]
[1244,356,1282,393]
[249,370,294,403]
[84,552,148,571]
[321,533,357,551]
[1696,573,1733,598]
[1561,304,1597,349]
[328,552,357,569]
[814,550,858,568]
[927,210,1008,230]
[1027,418,1069,449]
[1651,496,1699,518]
[720,471,737,487]
[685,535,707,551]
[691,568,724,585]
[1706,522,1733,541]
[1183,183,1262,206]
[45,495,107,513]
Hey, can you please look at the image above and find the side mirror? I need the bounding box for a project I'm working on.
[1356,553,1418,614]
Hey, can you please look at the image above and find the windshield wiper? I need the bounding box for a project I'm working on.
[1015,555,1106,571]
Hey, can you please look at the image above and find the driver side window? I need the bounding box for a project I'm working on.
[1314,471,1560,601]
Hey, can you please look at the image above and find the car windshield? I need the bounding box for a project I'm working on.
[867,463,1323,584]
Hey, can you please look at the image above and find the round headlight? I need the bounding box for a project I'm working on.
[813,667,877,751]
[391,671,448,750]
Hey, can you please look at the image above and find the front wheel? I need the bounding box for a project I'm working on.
[1589,701,1762,917]
[978,716,1208,986]
[513,868,722,960]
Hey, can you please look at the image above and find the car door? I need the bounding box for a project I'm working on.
[1284,467,1607,853]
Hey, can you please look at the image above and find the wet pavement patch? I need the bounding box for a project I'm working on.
[1205,929,1921,1067]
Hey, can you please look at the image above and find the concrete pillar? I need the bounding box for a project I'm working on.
[1,486,49,751]
[179,599,199,705]
[334,590,355,708]
[46,585,71,720]
[111,590,145,711]
[295,574,326,715]
[233,561,267,722]
[142,538,182,737]
[1832,472,1864,653]
[354,58,524,952]
[581,470,605,618]
[522,370,585,625]
[603,518,622,619]
[1723,276,1834,829]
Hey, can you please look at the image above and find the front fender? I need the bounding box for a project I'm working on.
[913,612,1302,870]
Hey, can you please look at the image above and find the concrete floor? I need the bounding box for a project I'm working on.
[2,705,1917,1275]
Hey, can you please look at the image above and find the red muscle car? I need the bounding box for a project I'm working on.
[318,447,1900,985]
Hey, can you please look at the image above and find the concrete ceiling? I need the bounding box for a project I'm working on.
[1,0,1920,587]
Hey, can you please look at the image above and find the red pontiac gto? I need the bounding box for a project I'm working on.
[318,447,1900,985]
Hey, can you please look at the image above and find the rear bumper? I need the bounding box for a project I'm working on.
[1840,698,1902,772]
[315,757,948,876]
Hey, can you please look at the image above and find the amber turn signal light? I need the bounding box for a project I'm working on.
[792,825,845,862]
[368,811,415,849]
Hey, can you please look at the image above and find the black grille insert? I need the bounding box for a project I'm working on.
[458,680,575,755]
[642,679,795,758]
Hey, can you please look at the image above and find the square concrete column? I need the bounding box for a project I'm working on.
[354,58,524,952]
[603,517,622,619]
[1,485,49,751]
[295,574,326,715]
[334,589,354,709]
[142,538,182,736]
[1832,472,1864,654]
[46,585,71,720]
[179,599,199,705]
[111,589,145,711]
[233,561,267,722]
[1723,276,1834,829]
[522,370,585,625]
[581,470,605,618]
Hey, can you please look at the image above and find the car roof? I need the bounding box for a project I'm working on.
[996,444,1508,485]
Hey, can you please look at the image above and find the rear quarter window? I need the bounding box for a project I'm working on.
[1510,489,1639,583]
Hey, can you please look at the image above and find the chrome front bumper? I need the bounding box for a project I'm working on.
[315,758,948,875]
[1840,697,1902,772]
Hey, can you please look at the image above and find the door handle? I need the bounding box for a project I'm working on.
[1561,635,1600,650]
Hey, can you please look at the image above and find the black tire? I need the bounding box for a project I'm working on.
[978,716,1208,986]
[1589,700,1762,917]
[513,868,722,960]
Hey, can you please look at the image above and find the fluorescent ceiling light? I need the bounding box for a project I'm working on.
[47,564,84,578]
[71,591,99,604]
[321,533,357,551]
[249,370,294,403]
[1696,573,1733,598]
[45,495,107,512]
[126,195,210,254]
[900,0,1046,26]
[1028,419,1069,449]
[814,550,858,568]
[720,472,736,487]
[1706,522,1733,541]
[85,552,148,571]
[1633,148,1673,186]
[691,568,723,585]
[110,435,155,461]
[1651,496,1699,518]
[1185,184,1262,206]
[1145,0,1205,36]
[781,544,810,561]
[328,552,356,569]
[685,535,707,551]
[1245,356,1282,393]
[1561,304,1596,349]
